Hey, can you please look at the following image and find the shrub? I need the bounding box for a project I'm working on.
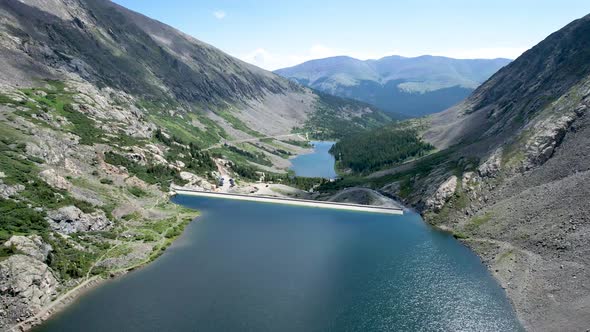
[0,199,49,242]
[128,186,148,197]
[47,235,97,280]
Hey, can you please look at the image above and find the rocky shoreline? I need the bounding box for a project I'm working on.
[11,276,105,332]
[7,209,197,332]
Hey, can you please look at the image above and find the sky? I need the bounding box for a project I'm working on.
[112,0,590,70]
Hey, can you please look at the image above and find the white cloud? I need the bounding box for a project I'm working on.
[238,44,528,71]
[213,10,226,19]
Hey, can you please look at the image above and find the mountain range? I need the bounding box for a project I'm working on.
[275,55,511,117]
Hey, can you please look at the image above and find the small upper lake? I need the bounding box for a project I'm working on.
[289,141,337,179]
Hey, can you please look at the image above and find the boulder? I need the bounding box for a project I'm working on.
[46,206,111,234]
[3,235,52,262]
[426,176,458,212]
[124,152,146,165]
[144,144,165,156]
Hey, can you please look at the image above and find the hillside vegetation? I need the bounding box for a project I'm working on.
[330,123,434,173]
[298,92,393,140]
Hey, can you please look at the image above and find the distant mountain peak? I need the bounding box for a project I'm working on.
[275,55,511,117]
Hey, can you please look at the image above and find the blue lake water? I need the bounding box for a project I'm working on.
[36,196,523,332]
[35,139,522,331]
[289,141,337,179]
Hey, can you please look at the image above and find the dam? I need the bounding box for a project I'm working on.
[171,188,404,215]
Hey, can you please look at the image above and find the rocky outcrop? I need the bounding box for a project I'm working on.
[39,169,71,191]
[46,206,112,234]
[3,235,52,262]
[461,171,478,191]
[25,128,80,166]
[425,175,457,212]
[0,181,24,199]
[178,171,213,191]
[478,148,502,178]
[523,114,576,170]
[124,152,147,166]
[0,255,58,330]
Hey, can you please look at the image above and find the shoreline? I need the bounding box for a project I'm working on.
[430,225,529,330]
[11,276,106,332]
[462,238,530,331]
[288,141,339,180]
[14,192,524,331]
[10,212,198,332]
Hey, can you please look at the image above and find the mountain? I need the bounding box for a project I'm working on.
[0,0,391,329]
[275,55,511,117]
[325,13,590,331]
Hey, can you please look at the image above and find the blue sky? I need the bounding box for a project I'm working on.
[113,0,590,70]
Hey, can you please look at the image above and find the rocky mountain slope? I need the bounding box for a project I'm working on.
[325,13,590,331]
[275,55,510,117]
[0,0,390,329]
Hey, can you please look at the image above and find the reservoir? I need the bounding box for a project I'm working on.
[35,142,522,332]
[289,141,337,179]
[36,196,522,331]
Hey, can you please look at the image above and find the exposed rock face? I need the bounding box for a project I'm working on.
[46,206,112,234]
[25,129,80,166]
[4,235,52,262]
[461,171,477,191]
[478,149,502,178]
[0,181,24,199]
[0,255,58,330]
[39,169,71,191]
[425,176,457,212]
[523,114,576,170]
